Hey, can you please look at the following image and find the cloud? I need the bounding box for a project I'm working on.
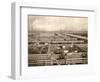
[28,16,88,31]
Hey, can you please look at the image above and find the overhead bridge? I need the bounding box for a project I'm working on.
[66,34,87,40]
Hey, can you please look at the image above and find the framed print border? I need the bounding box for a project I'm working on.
[11,2,96,80]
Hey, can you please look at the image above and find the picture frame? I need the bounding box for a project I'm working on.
[11,2,96,80]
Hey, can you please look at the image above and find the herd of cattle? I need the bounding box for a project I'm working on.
[28,31,88,66]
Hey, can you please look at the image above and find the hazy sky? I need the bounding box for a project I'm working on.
[28,16,88,32]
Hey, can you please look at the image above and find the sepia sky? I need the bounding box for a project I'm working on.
[28,16,88,32]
